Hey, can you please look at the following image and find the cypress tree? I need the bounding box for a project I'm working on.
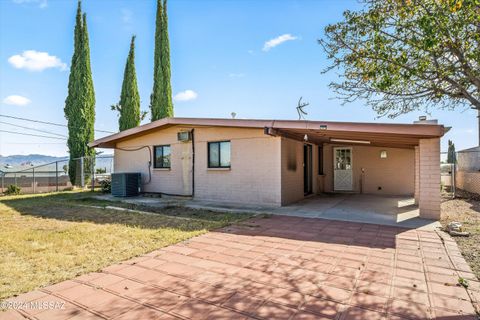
[150,0,173,121]
[64,0,96,185]
[447,140,456,164]
[112,35,142,131]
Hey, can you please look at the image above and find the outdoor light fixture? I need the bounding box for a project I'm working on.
[319,124,328,130]
[304,134,309,142]
[380,150,387,158]
[330,138,371,144]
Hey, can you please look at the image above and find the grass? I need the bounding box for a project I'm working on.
[0,191,252,300]
[441,195,480,280]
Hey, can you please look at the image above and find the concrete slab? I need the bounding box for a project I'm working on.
[93,193,441,230]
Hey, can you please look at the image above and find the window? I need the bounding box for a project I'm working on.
[154,145,171,168]
[208,141,231,168]
[318,145,324,175]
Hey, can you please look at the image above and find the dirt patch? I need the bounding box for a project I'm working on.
[441,195,480,279]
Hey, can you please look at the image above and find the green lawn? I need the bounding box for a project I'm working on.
[0,191,251,300]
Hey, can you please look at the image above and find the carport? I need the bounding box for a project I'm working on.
[265,118,446,220]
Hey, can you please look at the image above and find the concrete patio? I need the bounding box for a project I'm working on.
[94,193,441,230]
[2,215,478,320]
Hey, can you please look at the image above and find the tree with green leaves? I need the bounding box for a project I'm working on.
[320,0,480,138]
[112,36,146,131]
[150,0,173,121]
[447,139,457,164]
[64,0,96,185]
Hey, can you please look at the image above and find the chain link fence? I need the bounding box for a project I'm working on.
[0,155,113,195]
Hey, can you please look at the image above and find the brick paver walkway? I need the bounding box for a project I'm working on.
[2,216,479,320]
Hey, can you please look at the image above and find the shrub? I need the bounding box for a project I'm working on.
[4,184,21,195]
[100,179,111,193]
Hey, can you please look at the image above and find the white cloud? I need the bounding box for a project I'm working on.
[262,34,298,51]
[121,8,133,24]
[174,90,198,102]
[12,0,47,8]
[3,95,31,106]
[228,73,245,78]
[8,50,67,72]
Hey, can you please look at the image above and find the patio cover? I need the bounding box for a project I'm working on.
[89,117,446,149]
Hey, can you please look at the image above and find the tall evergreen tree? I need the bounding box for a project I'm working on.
[64,0,96,185]
[112,36,144,131]
[447,140,457,164]
[150,0,173,121]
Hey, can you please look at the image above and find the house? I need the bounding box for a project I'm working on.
[456,146,480,195]
[89,117,447,220]
[457,146,480,172]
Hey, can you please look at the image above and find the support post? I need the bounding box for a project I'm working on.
[414,146,419,204]
[418,138,441,220]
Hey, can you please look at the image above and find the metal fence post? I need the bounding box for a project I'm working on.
[91,156,95,192]
[452,163,456,198]
[80,157,85,188]
[55,161,59,192]
[14,173,17,187]
[32,167,36,194]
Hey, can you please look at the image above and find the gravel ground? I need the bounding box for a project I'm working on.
[441,192,480,280]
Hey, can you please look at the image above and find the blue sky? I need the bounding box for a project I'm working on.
[0,0,477,157]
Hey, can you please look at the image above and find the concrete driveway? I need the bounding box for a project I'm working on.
[2,216,478,320]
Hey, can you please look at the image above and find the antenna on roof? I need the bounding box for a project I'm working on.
[296,97,309,120]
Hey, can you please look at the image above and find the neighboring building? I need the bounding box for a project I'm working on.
[457,146,480,172]
[456,146,480,195]
[89,117,447,220]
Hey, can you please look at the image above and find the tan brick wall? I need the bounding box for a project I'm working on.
[322,144,415,195]
[116,126,191,196]
[194,127,282,206]
[279,138,319,205]
[456,171,480,194]
[115,125,282,206]
[418,138,441,219]
[414,146,419,204]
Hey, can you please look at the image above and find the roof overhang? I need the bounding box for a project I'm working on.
[89,117,447,149]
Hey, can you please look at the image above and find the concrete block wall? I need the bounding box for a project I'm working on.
[322,144,415,195]
[279,138,319,205]
[115,125,283,206]
[194,127,282,206]
[115,126,192,196]
[418,138,441,219]
[456,171,480,194]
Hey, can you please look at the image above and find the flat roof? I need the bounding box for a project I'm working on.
[89,117,447,149]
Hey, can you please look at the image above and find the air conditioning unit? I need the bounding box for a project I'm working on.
[177,131,192,142]
[111,172,141,197]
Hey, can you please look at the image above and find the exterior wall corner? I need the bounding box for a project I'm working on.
[418,138,441,220]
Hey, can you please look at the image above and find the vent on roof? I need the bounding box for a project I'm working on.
[414,116,438,125]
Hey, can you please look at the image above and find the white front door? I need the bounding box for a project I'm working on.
[334,147,353,191]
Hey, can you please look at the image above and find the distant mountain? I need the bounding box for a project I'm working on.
[0,154,68,167]
[0,154,114,172]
